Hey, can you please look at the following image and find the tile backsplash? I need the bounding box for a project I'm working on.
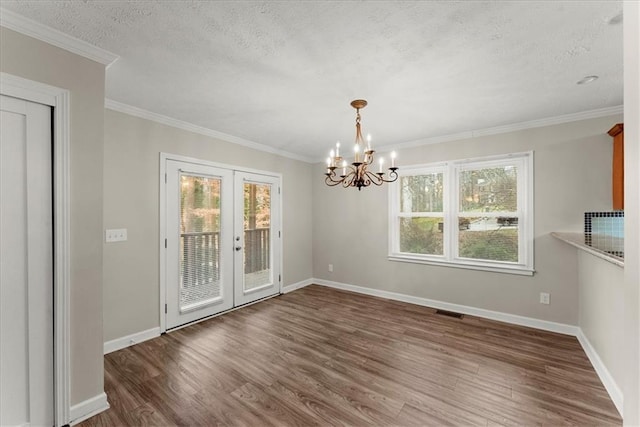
[584,211,624,257]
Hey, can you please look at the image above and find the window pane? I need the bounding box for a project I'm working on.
[179,175,221,312]
[459,166,517,212]
[400,174,444,213]
[243,183,272,291]
[458,217,518,262]
[399,217,443,255]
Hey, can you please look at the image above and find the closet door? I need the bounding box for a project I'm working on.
[165,160,234,329]
[0,95,54,426]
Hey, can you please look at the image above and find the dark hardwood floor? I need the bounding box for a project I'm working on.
[81,285,621,426]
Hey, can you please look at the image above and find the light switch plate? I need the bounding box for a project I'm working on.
[105,228,127,243]
[539,292,550,305]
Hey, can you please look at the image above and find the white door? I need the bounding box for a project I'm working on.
[164,159,281,329]
[166,160,235,329]
[0,95,54,426]
[234,172,281,306]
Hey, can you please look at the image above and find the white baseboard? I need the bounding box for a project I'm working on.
[313,278,578,335]
[282,278,314,294]
[103,327,161,354]
[576,329,623,416]
[69,392,109,425]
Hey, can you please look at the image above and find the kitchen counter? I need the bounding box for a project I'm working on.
[551,232,624,268]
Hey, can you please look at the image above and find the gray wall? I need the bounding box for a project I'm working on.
[0,27,106,405]
[102,109,313,342]
[578,252,625,398]
[313,115,621,325]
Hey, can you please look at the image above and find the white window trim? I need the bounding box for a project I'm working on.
[389,151,534,276]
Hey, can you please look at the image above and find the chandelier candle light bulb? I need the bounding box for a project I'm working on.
[324,99,399,190]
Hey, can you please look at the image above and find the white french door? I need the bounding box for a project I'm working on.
[165,161,235,329]
[163,158,281,330]
[234,172,281,306]
[0,95,54,426]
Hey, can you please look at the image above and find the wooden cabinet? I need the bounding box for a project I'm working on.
[608,123,624,210]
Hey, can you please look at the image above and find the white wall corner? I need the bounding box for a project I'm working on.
[103,327,161,355]
[69,392,109,426]
[576,329,624,417]
[282,278,314,294]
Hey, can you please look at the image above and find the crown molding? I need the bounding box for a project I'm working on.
[105,99,315,163]
[0,8,119,66]
[381,105,624,154]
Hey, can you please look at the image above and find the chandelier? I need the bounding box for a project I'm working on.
[325,100,398,190]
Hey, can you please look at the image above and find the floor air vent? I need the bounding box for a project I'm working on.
[435,309,464,319]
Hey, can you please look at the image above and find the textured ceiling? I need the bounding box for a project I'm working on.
[1,1,623,161]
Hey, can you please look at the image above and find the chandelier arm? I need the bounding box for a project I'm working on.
[342,169,357,188]
[324,168,348,186]
[325,174,344,186]
[380,168,399,183]
[364,169,384,186]
[362,150,374,165]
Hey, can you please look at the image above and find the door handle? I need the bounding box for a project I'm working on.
[235,246,242,251]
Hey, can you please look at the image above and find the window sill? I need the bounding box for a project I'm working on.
[388,254,535,276]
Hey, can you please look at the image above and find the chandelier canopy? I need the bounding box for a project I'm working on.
[325,100,398,190]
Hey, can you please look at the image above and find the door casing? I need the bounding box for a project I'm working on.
[1,72,71,426]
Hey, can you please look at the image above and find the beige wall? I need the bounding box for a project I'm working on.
[578,252,625,397]
[102,109,313,342]
[623,1,640,424]
[313,115,621,325]
[0,28,106,405]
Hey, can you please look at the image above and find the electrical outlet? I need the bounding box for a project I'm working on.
[540,292,550,305]
[328,264,333,272]
[105,228,128,243]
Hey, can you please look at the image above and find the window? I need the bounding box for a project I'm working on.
[389,152,534,275]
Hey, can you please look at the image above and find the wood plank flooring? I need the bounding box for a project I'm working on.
[81,285,622,426]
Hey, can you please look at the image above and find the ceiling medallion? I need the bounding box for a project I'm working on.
[325,99,398,191]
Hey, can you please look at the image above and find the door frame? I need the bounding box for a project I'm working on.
[159,152,283,333]
[1,72,71,426]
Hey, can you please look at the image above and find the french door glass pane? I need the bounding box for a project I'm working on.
[458,216,519,262]
[399,217,444,255]
[179,174,221,312]
[244,182,271,291]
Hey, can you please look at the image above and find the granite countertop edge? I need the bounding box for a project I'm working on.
[551,232,624,268]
